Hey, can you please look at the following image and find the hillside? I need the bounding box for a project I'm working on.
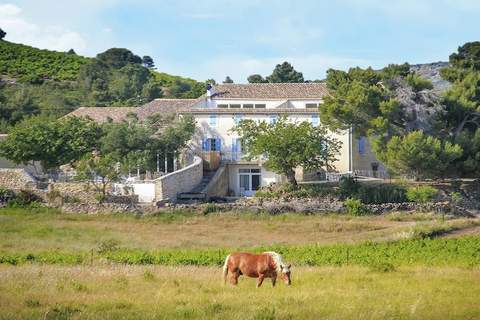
[0,40,204,132]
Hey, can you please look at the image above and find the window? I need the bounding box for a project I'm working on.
[254,104,266,109]
[306,103,319,109]
[202,138,221,152]
[269,115,278,124]
[234,114,244,125]
[358,137,366,155]
[217,104,228,109]
[311,114,319,126]
[229,104,241,108]
[209,115,217,127]
[243,104,254,108]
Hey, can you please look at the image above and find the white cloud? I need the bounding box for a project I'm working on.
[0,3,87,53]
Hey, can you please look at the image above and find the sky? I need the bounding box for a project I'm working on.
[0,0,479,82]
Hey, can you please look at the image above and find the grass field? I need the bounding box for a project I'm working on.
[0,207,479,319]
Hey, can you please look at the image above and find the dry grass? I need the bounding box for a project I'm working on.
[3,208,477,254]
[0,264,478,320]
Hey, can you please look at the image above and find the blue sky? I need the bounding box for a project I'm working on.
[1,0,479,82]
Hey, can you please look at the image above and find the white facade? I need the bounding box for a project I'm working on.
[181,85,353,197]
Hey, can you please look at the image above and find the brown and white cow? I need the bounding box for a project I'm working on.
[222,251,291,287]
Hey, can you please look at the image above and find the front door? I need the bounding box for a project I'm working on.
[238,168,261,196]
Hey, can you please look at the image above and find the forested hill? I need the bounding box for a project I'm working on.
[0,40,204,132]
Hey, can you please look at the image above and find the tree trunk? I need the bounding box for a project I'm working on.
[285,169,298,188]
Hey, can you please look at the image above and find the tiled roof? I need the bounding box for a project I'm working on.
[66,107,136,123]
[135,99,196,120]
[210,83,328,99]
[182,108,319,115]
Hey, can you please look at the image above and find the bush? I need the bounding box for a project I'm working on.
[97,239,120,254]
[356,184,408,204]
[8,190,43,207]
[0,188,15,203]
[202,203,218,215]
[345,198,370,216]
[406,186,439,203]
[338,176,359,199]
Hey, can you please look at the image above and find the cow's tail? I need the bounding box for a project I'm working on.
[222,254,230,285]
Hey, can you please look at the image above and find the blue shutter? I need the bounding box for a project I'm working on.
[202,139,208,151]
[216,138,221,152]
[358,137,366,155]
[232,138,237,160]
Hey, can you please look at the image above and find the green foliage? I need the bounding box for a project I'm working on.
[338,176,360,199]
[379,131,463,180]
[0,40,90,82]
[406,186,439,204]
[223,76,234,83]
[202,203,218,215]
[406,73,433,91]
[338,177,408,204]
[247,74,267,83]
[98,236,480,268]
[0,116,101,170]
[233,116,341,185]
[266,61,304,83]
[255,183,337,199]
[97,239,121,254]
[0,28,5,40]
[344,198,370,216]
[6,190,42,208]
[0,41,204,130]
[449,41,480,70]
[142,55,155,69]
[96,48,142,69]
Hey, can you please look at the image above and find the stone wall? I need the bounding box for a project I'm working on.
[0,169,36,189]
[49,182,113,203]
[203,164,228,199]
[155,156,203,201]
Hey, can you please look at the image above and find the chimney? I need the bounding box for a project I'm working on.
[206,83,215,98]
[206,83,215,108]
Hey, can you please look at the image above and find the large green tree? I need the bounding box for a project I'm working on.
[233,116,341,186]
[247,74,267,83]
[266,62,304,83]
[381,131,462,180]
[0,116,101,172]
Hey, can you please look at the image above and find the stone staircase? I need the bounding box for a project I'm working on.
[177,170,217,201]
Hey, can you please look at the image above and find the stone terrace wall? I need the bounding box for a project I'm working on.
[155,156,203,201]
[0,169,36,189]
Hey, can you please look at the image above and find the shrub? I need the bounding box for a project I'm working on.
[97,239,120,254]
[0,188,15,203]
[46,190,62,203]
[202,203,218,215]
[345,198,370,216]
[406,186,439,203]
[8,190,43,207]
[338,176,359,199]
[356,184,407,204]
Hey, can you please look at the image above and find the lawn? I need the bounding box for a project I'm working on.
[0,207,479,319]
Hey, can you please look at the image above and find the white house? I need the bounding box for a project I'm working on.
[178,83,353,196]
[67,83,386,200]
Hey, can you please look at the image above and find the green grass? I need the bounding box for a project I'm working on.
[1,236,479,268]
[0,265,478,320]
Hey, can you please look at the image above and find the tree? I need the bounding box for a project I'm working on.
[266,62,304,83]
[142,55,155,69]
[75,152,121,202]
[96,48,142,69]
[380,131,462,180]
[0,28,6,40]
[247,74,267,83]
[67,48,76,55]
[233,116,341,186]
[0,116,100,172]
[223,76,234,83]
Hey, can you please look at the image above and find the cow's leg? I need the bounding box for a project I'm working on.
[257,274,265,288]
[271,275,277,287]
